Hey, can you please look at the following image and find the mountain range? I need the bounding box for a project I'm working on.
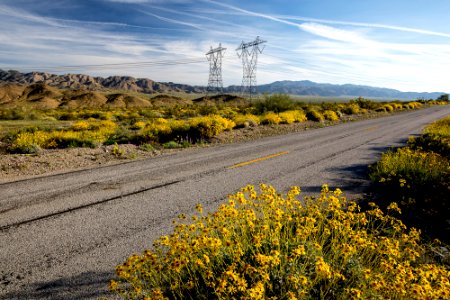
[0,69,446,100]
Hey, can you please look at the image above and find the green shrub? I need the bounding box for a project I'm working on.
[253,94,295,114]
[162,141,180,149]
[139,143,155,152]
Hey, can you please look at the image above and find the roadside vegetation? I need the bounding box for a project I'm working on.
[369,116,450,243]
[1,94,448,154]
[106,101,449,300]
[110,184,450,299]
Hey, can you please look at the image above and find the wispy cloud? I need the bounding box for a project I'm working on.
[278,15,450,39]
[298,23,375,45]
[139,10,204,30]
[205,0,450,39]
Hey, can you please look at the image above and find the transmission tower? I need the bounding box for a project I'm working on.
[236,36,267,98]
[206,43,226,94]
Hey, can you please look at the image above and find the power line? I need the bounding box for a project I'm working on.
[11,57,206,73]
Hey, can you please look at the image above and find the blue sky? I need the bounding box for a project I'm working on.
[0,0,449,92]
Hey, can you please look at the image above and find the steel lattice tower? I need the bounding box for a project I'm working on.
[236,36,266,98]
[206,43,226,94]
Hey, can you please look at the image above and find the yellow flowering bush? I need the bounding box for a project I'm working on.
[131,121,147,130]
[279,110,307,124]
[260,112,282,125]
[408,102,422,109]
[391,103,403,110]
[370,116,449,242]
[383,104,394,112]
[306,110,325,122]
[110,184,450,299]
[71,120,90,131]
[342,104,360,115]
[9,131,50,153]
[409,115,450,157]
[233,114,260,128]
[322,110,339,121]
[9,120,118,152]
[142,119,172,141]
[189,115,235,139]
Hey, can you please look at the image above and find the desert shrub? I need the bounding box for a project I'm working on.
[306,110,324,122]
[162,141,183,149]
[110,184,450,299]
[383,104,394,112]
[409,116,450,157]
[359,108,369,114]
[111,143,125,157]
[142,119,172,142]
[341,104,360,115]
[322,110,339,121]
[260,112,282,125]
[0,109,25,120]
[130,121,146,130]
[9,130,98,152]
[253,94,295,114]
[353,97,380,110]
[71,121,90,131]
[139,143,155,152]
[369,147,448,193]
[233,114,260,128]
[8,131,48,153]
[189,115,235,139]
[369,147,449,241]
[279,110,307,124]
[408,102,423,109]
[391,103,403,110]
[47,131,97,148]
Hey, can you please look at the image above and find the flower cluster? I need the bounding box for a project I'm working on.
[110,184,450,299]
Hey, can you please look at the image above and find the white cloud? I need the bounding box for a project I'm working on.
[278,15,450,39]
[298,23,375,45]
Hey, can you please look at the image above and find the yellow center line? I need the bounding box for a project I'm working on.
[228,151,289,169]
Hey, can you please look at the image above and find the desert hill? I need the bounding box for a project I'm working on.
[0,69,205,94]
[0,82,156,109]
[1,69,447,103]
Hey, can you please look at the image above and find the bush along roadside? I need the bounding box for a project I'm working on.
[368,116,450,243]
[2,95,449,154]
[109,184,450,299]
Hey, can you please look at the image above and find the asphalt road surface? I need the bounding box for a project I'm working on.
[1,106,449,299]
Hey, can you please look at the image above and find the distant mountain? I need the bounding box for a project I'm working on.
[250,80,445,100]
[0,69,446,100]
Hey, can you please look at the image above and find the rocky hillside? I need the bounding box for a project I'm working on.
[0,82,179,109]
[0,69,206,94]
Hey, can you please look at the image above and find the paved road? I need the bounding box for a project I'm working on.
[1,106,449,299]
